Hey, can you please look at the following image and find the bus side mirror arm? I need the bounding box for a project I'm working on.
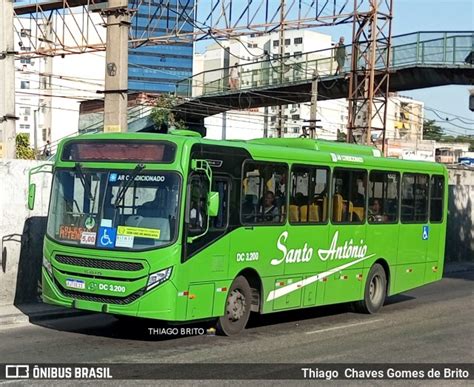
[27,163,53,211]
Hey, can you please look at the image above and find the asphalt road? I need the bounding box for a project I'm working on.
[0,270,472,378]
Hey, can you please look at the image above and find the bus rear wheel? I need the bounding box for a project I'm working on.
[353,263,387,314]
[216,276,252,336]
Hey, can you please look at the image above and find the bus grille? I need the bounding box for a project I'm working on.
[55,255,143,272]
[56,280,144,305]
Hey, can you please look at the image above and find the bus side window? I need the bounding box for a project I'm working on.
[187,174,209,235]
[241,161,288,225]
[211,178,230,229]
[368,171,399,223]
[290,165,328,224]
[401,173,429,223]
[332,168,367,223]
[430,175,444,222]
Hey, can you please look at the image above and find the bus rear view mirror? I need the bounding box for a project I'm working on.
[208,191,219,217]
[28,183,36,211]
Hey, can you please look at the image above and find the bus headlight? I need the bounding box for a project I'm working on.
[147,267,172,291]
[43,256,53,277]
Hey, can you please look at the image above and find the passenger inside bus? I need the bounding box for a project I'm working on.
[189,199,205,229]
[368,198,386,222]
[261,191,280,222]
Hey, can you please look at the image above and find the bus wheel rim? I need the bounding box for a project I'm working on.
[227,289,246,321]
[369,275,381,304]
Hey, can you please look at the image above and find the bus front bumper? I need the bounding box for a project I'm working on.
[41,268,183,321]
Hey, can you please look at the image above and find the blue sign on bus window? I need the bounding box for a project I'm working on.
[97,227,117,248]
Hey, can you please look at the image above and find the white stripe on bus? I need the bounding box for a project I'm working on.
[266,254,375,302]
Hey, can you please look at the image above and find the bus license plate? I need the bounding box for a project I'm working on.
[66,279,85,290]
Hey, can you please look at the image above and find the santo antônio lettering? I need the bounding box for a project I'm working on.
[271,231,369,266]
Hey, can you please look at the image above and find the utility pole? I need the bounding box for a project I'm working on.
[0,0,17,159]
[103,0,130,133]
[276,0,285,138]
[309,70,319,138]
[222,111,227,139]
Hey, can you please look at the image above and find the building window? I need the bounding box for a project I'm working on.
[292,127,299,133]
[42,128,51,142]
[294,37,303,44]
[20,29,31,37]
[20,58,31,64]
[285,39,291,45]
[19,124,30,130]
[292,114,300,120]
[294,51,302,58]
[273,40,279,47]
[20,81,30,89]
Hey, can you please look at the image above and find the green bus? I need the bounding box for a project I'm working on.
[28,130,448,335]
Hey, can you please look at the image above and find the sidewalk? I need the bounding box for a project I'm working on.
[0,302,88,327]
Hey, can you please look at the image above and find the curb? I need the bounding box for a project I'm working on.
[443,263,474,275]
[0,306,90,327]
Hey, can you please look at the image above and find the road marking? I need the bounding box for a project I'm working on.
[305,319,383,335]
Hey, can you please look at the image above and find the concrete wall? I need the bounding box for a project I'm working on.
[0,160,51,307]
[446,166,474,261]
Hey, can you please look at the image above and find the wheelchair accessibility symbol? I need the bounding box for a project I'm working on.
[422,225,429,240]
[97,227,117,248]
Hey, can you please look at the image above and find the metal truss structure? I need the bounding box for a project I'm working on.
[12,0,394,141]
[346,0,393,151]
[14,0,109,57]
[14,0,361,56]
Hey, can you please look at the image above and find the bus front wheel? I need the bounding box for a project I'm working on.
[216,276,252,336]
[353,263,387,314]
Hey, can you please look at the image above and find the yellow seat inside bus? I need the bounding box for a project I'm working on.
[300,204,319,222]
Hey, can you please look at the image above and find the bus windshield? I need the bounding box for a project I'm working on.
[46,169,181,250]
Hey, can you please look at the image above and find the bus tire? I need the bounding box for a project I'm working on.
[216,276,252,336]
[353,263,386,314]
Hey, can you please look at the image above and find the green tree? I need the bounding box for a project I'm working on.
[15,133,35,159]
[422,119,444,141]
[150,94,187,131]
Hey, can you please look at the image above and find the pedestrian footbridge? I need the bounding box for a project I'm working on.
[174,31,474,124]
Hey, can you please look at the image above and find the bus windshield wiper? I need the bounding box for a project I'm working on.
[75,163,93,202]
[113,164,145,208]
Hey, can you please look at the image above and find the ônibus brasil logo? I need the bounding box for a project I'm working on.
[270,230,370,266]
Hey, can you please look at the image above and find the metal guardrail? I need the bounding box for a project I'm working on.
[176,31,473,98]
